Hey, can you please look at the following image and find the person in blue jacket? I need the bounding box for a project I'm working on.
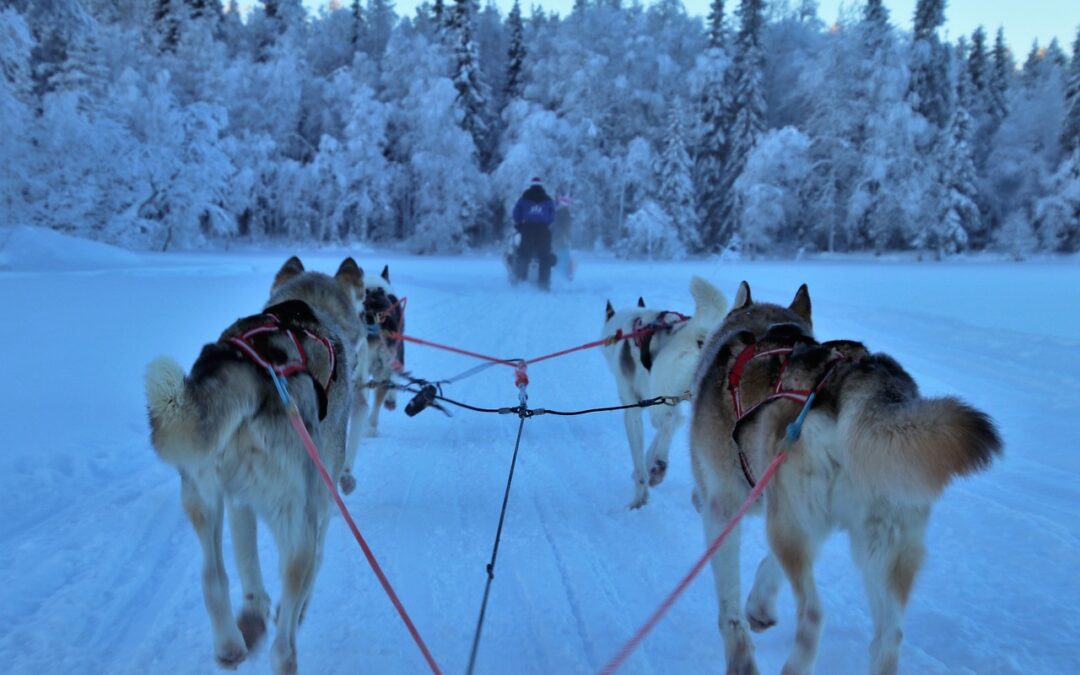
[512,177,556,289]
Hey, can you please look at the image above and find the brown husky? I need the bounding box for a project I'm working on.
[690,281,1001,675]
[144,257,365,675]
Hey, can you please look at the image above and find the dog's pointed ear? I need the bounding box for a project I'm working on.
[732,281,752,311]
[381,265,390,283]
[789,284,812,327]
[335,257,364,291]
[637,296,646,308]
[272,256,304,290]
[605,300,615,321]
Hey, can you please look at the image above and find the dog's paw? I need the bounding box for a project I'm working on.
[364,424,379,438]
[214,638,248,669]
[339,472,357,495]
[647,459,668,487]
[237,607,269,650]
[746,607,778,633]
[383,397,396,411]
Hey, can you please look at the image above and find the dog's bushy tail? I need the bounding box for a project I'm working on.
[848,396,1002,503]
[145,355,261,468]
[690,276,727,319]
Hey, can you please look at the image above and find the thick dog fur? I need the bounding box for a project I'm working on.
[359,264,405,437]
[144,257,365,675]
[690,281,1001,675]
[602,276,728,508]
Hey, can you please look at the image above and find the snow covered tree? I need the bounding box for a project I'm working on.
[617,200,686,259]
[968,27,989,106]
[908,0,949,129]
[988,27,1010,125]
[154,0,183,51]
[363,0,395,60]
[706,0,725,49]
[351,0,365,51]
[1034,147,1080,252]
[657,101,700,251]
[734,126,811,255]
[918,45,980,257]
[0,8,38,226]
[694,0,730,249]
[1062,27,1080,154]
[447,0,492,169]
[505,0,524,101]
[715,0,765,250]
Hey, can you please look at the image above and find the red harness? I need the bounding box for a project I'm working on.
[227,311,337,404]
[727,344,843,487]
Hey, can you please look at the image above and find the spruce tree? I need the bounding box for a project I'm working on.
[1021,40,1042,89]
[989,27,1010,124]
[715,0,765,250]
[154,0,182,51]
[351,0,364,51]
[505,0,525,100]
[658,101,700,252]
[448,0,492,168]
[929,42,981,256]
[706,0,724,50]
[1061,28,1080,153]
[908,0,949,128]
[695,0,729,249]
[968,27,989,104]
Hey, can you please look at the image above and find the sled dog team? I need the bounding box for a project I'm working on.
[145,260,1000,675]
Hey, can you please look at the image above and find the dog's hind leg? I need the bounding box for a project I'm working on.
[181,474,247,668]
[620,402,649,509]
[340,381,368,495]
[268,496,320,675]
[645,404,682,487]
[702,488,759,675]
[228,502,272,650]
[768,510,825,675]
[746,553,783,632]
[850,509,927,675]
[367,382,388,436]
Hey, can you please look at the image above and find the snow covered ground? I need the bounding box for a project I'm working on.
[1,228,1078,674]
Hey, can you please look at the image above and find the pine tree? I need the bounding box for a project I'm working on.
[715,0,765,250]
[505,0,525,100]
[448,0,491,168]
[695,0,729,248]
[908,0,949,128]
[657,101,700,252]
[47,29,109,112]
[154,0,182,51]
[925,43,981,256]
[1021,40,1042,89]
[351,0,365,51]
[365,0,395,59]
[1035,147,1080,252]
[1061,28,1080,154]
[706,0,724,50]
[968,27,989,105]
[989,27,1010,124]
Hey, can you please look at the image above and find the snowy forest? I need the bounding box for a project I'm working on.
[1,0,1079,258]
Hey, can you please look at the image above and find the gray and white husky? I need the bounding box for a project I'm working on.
[144,256,366,675]
[690,281,1001,675]
[601,276,728,508]
[359,264,405,436]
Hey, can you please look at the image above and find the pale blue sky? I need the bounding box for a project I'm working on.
[287,0,1079,55]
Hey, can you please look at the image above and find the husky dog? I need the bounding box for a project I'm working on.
[690,281,1001,675]
[360,264,405,436]
[602,276,728,509]
[144,257,366,675]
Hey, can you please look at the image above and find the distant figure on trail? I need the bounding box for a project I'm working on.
[552,195,574,281]
[511,177,556,290]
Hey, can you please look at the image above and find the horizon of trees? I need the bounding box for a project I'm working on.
[1,0,1078,258]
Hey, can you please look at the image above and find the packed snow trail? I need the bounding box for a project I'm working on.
[1,240,1078,674]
